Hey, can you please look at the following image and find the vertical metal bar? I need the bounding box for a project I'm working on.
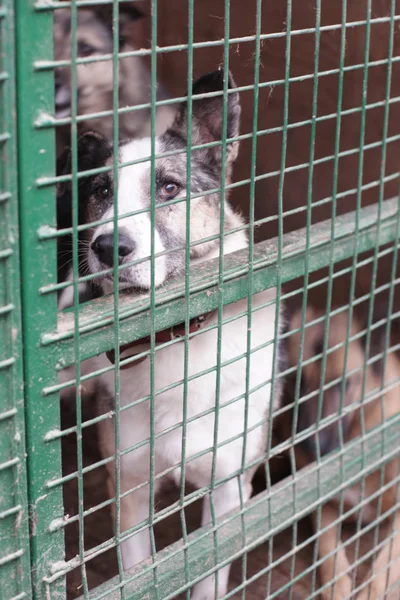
[69,0,88,595]
[0,0,32,596]
[303,0,321,457]
[290,4,322,597]
[149,0,160,595]
[361,1,397,594]
[265,1,292,596]
[240,0,263,595]
[180,0,194,594]
[346,2,372,586]
[313,1,348,595]
[208,1,231,593]
[15,1,65,598]
[110,0,125,592]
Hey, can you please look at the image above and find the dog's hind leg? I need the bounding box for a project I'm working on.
[356,511,400,600]
[313,504,353,600]
[191,475,252,600]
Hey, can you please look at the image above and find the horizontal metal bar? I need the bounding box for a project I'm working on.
[36,105,400,191]
[0,457,20,472]
[0,131,11,143]
[0,505,22,520]
[70,413,400,600]
[0,407,18,422]
[33,0,166,9]
[0,191,11,202]
[8,593,27,600]
[45,197,399,367]
[33,0,400,42]
[0,248,13,260]
[0,549,24,568]
[34,59,400,130]
[0,356,16,370]
[0,303,14,316]
[35,44,400,73]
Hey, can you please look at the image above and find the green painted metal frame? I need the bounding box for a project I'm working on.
[0,0,32,598]
[14,1,65,599]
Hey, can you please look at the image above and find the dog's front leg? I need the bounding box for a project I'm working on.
[119,484,155,570]
[356,511,400,600]
[106,468,154,571]
[313,504,353,600]
[191,476,252,600]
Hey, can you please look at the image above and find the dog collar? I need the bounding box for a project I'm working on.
[106,314,210,369]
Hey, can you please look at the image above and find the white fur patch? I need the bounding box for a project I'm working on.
[89,139,167,290]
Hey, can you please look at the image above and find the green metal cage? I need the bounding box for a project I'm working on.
[1,0,400,598]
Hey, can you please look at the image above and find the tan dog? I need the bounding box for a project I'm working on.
[54,3,175,153]
[286,306,400,599]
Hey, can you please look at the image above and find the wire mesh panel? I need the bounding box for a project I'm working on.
[0,0,32,597]
[10,0,400,599]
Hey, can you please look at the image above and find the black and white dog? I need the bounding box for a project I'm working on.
[59,70,282,599]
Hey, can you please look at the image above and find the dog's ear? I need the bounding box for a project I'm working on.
[76,130,113,175]
[56,146,74,230]
[172,69,241,167]
[57,131,112,178]
[119,2,144,21]
[94,2,144,46]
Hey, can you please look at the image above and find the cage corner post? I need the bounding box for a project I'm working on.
[0,0,32,597]
[14,0,66,598]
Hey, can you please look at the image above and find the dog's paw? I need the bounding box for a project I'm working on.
[355,581,380,600]
[190,582,214,600]
[191,576,226,600]
[320,576,353,600]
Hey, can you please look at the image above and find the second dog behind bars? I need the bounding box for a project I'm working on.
[58,69,283,598]
[53,2,175,154]
[285,305,400,600]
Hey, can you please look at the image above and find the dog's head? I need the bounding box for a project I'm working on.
[287,307,366,459]
[65,70,243,293]
[53,3,144,122]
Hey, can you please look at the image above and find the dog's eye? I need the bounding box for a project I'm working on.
[333,379,351,396]
[78,42,95,57]
[94,186,111,201]
[160,182,180,201]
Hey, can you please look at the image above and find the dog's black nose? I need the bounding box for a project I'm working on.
[91,233,135,267]
[297,416,347,459]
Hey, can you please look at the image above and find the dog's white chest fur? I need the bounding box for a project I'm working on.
[98,287,278,489]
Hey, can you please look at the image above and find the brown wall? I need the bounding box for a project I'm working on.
[138,0,400,314]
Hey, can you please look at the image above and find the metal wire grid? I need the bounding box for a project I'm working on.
[10,0,400,599]
[0,0,32,598]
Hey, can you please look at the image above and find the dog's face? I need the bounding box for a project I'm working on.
[287,308,364,458]
[53,4,143,120]
[68,70,241,292]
